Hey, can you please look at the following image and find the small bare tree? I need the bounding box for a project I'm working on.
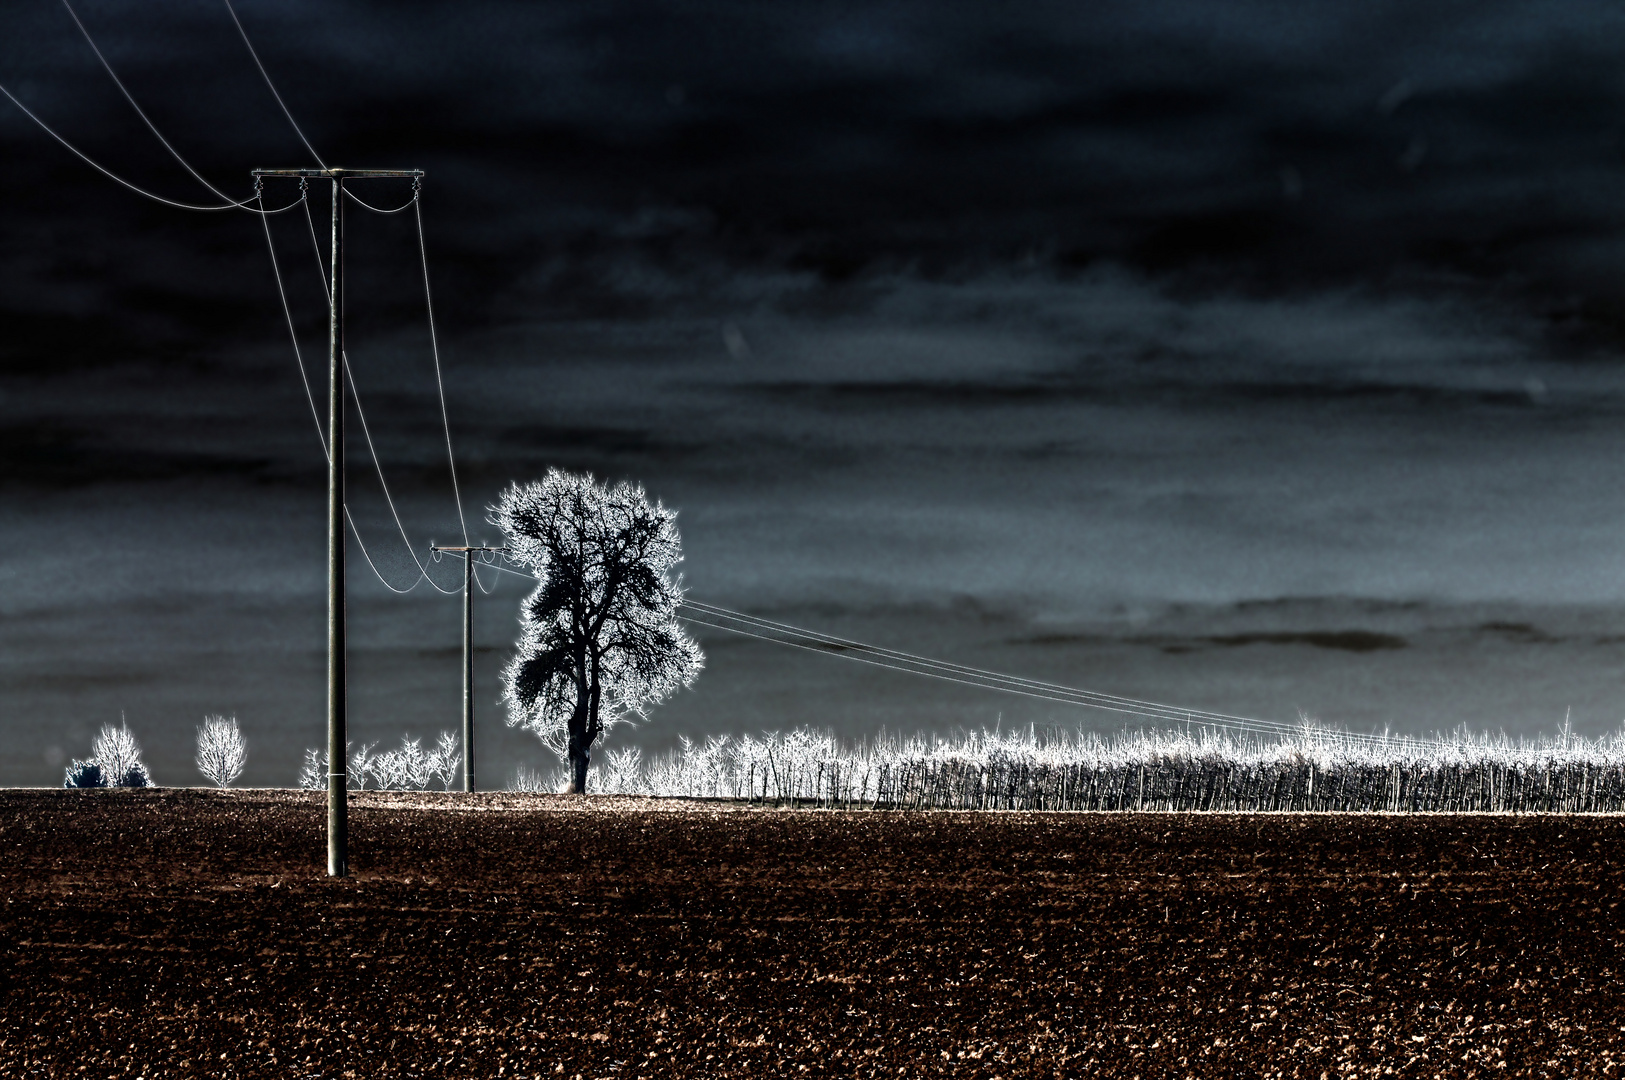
[428,731,462,790]
[492,470,703,793]
[298,747,326,790]
[348,741,378,789]
[74,720,153,788]
[195,715,246,787]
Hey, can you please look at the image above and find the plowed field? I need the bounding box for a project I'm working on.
[3,790,1623,1078]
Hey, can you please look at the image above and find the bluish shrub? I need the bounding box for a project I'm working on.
[64,759,107,788]
[114,762,153,788]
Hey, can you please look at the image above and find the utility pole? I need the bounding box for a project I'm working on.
[253,167,423,877]
[431,544,507,792]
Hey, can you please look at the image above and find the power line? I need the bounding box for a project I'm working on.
[222,5,475,555]
[678,607,1265,733]
[13,0,1433,753]
[342,349,462,595]
[344,186,419,214]
[291,183,471,581]
[681,600,1442,747]
[686,600,1251,727]
[464,555,1420,746]
[19,0,473,592]
[415,195,472,548]
[677,611,1236,729]
[58,0,264,210]
[257,189,325,457]
[219,0,327,170]
[0,79,248,212]
[256,187,448,595]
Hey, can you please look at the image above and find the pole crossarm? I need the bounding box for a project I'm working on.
[254,168,424,178]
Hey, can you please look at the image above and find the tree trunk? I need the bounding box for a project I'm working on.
[568,733,591,794]
[566,694,591,794]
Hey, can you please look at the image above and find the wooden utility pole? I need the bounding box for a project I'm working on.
[431,544,506,792]
[252,167,423,877]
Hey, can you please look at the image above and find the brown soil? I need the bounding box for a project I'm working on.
[2,790,1623,1078]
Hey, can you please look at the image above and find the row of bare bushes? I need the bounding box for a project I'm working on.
[541,725,1625,812]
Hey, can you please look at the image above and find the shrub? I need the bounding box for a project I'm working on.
[114,762,153,788]
[297,733,461,791]
[64,759,107,788]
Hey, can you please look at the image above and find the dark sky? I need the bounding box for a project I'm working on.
[6,0,1625,786]
[8,1,1625,337]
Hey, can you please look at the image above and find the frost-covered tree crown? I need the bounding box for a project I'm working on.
[491,469,703,786]
[195,715,246,788]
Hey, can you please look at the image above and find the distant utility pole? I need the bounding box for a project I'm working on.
[253,167,423,878]
[431,544,507,792]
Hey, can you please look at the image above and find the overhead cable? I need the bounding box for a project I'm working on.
[462,559,1410,744]
[57,0,277,213]
[293,189,469,586]
[219,0,328,169]
[682,600,1442,747]
[260,188,466,594]
[257,191,447,594]
[342,352,462,595]
[676,601,1445,747]
[344,187,419,214]
[414,194,472,547]
[0,80,244,211]
[257,190,326,457]
[678,612,1249,729]
[12,0,458,596]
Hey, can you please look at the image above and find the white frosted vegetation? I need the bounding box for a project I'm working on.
[65,720,153,788]
[194,715,246,787]
[297,732,462,791]
[493,469,703,794]
[513,723,1625,812]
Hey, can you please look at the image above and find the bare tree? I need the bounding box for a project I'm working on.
[428,731,461,790]
[299,734,460,791]
[297,747,326,791]
[75,720,152,788]
[492,469,703,793]
[195,715,247,787]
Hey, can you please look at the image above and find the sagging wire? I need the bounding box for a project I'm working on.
[16,0,1389,741]
[342,350,463,596]
[257,186,325,457]
[429,548,502,595]
[456,556,1402,743]
[256,184,442,591]
[677,611,1248,729]
[0,79,250,212]
[323,176,473,552]
[55,0,285,215]
[680,601,1451,749]
[413,180,472,548]
[11,0,461,598]
[290,181,464,592]
[219,0,327,170]
[344,186,419,214]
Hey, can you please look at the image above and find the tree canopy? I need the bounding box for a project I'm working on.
[492,469,703,793]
